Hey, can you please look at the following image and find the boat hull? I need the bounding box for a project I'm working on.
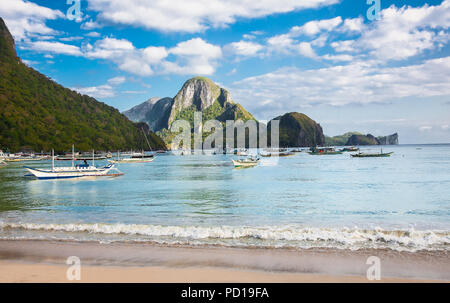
[108,158,154,164]
[232,160,258,167]
[351,152,393,158]
[24,165,115,179]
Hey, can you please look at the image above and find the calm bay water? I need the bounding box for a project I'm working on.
[0,144,449,252]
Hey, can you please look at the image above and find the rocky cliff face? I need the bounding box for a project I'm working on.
[123,77,255,144]
[123,97,173,131]
[346,133,399,145]
[377,133,399,145]
[268,112,325,147]
[0,18,16,59]
[168,77,236,125]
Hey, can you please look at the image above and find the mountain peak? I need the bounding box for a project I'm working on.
[0,18,17,59]
[168,76,234,124]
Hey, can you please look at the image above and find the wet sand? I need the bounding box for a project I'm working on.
[0,240,448,282]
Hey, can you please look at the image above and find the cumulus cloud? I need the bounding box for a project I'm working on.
[83,37,221,76]
[349,1,450,61]
[230,56,450,118]
[164,38,222,75]
[23,41,83,56]
[289,17,343,36]
[85,0,339,33]
[0,0,64,40]
[72,76,126,99]
[225,40,264,57]
[72,84,115,98]
[419,126,433,132]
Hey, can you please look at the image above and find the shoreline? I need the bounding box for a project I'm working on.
[0,239,448,283]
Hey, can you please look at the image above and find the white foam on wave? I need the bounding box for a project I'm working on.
[1,222,449,252]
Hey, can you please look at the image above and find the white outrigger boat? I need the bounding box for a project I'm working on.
[25,147,122,179]
[232,157,260,168]
[108,151,154,164]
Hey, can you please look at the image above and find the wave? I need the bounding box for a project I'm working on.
[1,222,449,252]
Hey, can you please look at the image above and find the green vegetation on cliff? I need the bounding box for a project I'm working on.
[0,18,166,152]
[268,112,325,147]
[325,132,363,146]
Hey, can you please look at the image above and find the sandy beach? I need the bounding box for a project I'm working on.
[0,240,448,283]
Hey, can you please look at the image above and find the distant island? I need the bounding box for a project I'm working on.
[325,132,399,146]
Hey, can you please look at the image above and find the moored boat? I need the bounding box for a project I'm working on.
[108,151,154,164]
[308,147,343,155]
[340,146,360,152]
[25,147,123,179]
[232,157,259,168]
[351,151,394,158]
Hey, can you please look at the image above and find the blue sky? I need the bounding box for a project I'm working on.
[1,0,449,143]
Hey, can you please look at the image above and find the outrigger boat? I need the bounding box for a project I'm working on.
[351,149,393,158]
[308,147,343,155]
[109,128,157,163]
[340,146,360,152]
[25,147,122,179]
[108,151,154,164]
[232,157,259,168]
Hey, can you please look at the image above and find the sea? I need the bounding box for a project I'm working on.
[0,144,449,252]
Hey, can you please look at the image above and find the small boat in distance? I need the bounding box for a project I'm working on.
[278,152,296,157]
[351,150,394,158]
[25,147,123,179]
[340,146,360,152]
[108,151,154,164]
[232,157,259,168]
[308,147,343,155]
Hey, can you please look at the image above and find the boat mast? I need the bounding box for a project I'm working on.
[52,149,54,171]
[72,144,75,168]
[92,150,95,167]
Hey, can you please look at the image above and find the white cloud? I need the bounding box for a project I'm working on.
[60,36,84,42]
[81,19,101,30]
[86,0,339,33]
[73,84,115,99]
[85,31,101,38]
[72,76,126,99]
[419,126,433,132]
[225,40,264,56]
[107,76,126,85]
[0,0,64,40]
[331,40,356,53]
[24,41,83,56]
[321,54,353,62]
[82,37,221,76]
[230,56,450,117]
[296,42,317,58]
[289,17,342,36]
[353,1,450,61]
[165,38,222,75]
[339,17,365,33]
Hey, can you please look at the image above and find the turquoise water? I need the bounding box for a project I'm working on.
[0,144,449,251]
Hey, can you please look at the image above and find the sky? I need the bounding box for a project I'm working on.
[0,0,449,143]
